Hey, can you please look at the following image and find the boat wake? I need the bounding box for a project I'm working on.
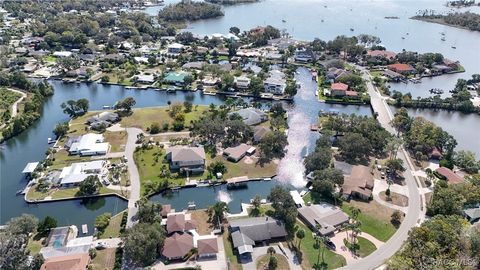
[217,190,232,204]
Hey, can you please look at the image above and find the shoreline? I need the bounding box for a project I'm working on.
[411,16,476,32]
[24,192,128,204]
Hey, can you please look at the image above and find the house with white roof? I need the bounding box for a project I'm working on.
[53,51,73,58]
[167,43,184,55]
[234,76,251,89]
[58,160,106,187]
[263,70,286,95]
[67,133,109,156]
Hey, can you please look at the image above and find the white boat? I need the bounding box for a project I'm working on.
[187,201,196,210]
[82,224,88,234]
[47,138,55,144]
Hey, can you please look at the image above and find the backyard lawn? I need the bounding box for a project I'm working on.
[120,105,209,131]
[26,185,128,201]
[104,131,127,152]
[294,221,346,270]
[90,248,117,270]
[99,211,125,239]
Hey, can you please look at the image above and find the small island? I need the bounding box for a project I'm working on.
[158,1,225,22]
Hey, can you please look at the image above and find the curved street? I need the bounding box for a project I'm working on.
[338,67,426,270]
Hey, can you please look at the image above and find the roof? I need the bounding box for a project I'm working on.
[342,165,374,197]
[40,253,90,270]
[182,61,206,69]
[22,162,39,173]
[161,204,172,217]
[197,238,219,255]
[168,43,184,49]
[387,63,415,72]
[346,90,358,97]
[436,167,463,184]
[167,213,186,233]
[464,207,480,221]
[229,217,287,248]
[367,50,397,59]
[228,108,267,126]
[253,126,271,142]
[87,112,119,124]
[163,71,190,83]
[167,146,206,163]
[289,190,305,206]
[224,143,251,161]
[68,133,108,154]
[59,160,105,185]
[298,204,349,235]
[331,83,348,91]
[162,232,193,259]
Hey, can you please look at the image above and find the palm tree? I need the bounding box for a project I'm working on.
[296,229,305,249]
[167,100,171,110]
[267,246,276,257]
[313,234,327,269]
[208,202,229,227]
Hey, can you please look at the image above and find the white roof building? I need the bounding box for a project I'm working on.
[22,162,39,174]
[53,51,73,58]
[59,160,106,186]
[234,76,251,89]
[68,133,109,156]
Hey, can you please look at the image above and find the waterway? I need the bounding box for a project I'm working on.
[0,81,237,226]
[146,0,480,97]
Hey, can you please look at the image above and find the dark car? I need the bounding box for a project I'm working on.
[324,239,336,250]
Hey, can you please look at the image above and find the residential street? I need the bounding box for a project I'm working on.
[124,127,142,228]
[338,67,426,270]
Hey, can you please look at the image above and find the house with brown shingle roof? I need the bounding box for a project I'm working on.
[435,167,464,184]
[197,238,219,258]
[367,50,397,60]
[162,232,194,260]
[387,63,416,74]
[342,165,374,201]
[330,82,349,97]
[40,253,90,270]
[166,213,197,234]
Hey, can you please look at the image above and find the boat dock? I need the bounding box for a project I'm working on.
[82,224,88,234]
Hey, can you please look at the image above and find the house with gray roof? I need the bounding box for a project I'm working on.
[86,112,119,128]
[463,207,480,224]
[166,146,206,173]
[229,217,287,255]
[228,108,268,126]
[298,203,349,236]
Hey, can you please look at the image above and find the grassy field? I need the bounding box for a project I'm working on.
[27,235,45,255]
[133,146,185,195]
[99,211,125,239]
[120,105,209,132]
[90,248,117,270]
[256,253,290,270]
[343,236,377,258]
[26,185,128,201]
[341,200,397,242]
[104,131,127,152]
[49,149,92,170]
[294,221,346,270]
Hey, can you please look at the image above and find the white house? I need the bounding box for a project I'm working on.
[263,70,286,95]
[53,51,73,58]
[234,76,251,89]
[167,43,184,55]
[58,160,106,187]
[68,133,110,156]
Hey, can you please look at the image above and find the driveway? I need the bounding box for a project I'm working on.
[330,231,384,265]
[124,127,143,228]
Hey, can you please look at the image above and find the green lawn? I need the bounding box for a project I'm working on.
[99,211,125,239]
[90,248,117,270]
[27,235,44,255]
[120,105,209,132]
[26,185,127,201]
[341,203,396,242]
[256,253,290,270]
[133,146,185,195]
[104,131,127,152]
[343,236,377,258]
[295,221,346,270]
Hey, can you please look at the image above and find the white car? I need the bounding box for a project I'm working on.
[95,242,108,250]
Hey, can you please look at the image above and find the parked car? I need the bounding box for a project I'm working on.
[95,242,108,250]
[324,239,336,250]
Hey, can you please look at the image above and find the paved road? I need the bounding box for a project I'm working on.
[125,128,142,228]
[338,67,426,270]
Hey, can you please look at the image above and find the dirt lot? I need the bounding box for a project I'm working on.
[190,210,214,235]
[379,191,409,207]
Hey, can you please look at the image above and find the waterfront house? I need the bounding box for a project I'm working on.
[341,165,374,201]
[326,67,351,83]
[166,212,198,234]
[382,69,403,82]
[228,108,268,126]
[253,126,271,143]
[162,232,194,260]
[267,37,297,50]
[294,48,315,63]
[443,58,459,69]
[166,146,206,173]
[367,50,397,60]
[58,160,106,187]
[135,74,155,84]
[197,237,219,259]
[163,71,191,86]
[229,217,288,256]
[223,143,255,162]
[234,76,251,89]
[263,70,286,95]
[167,43,184,55]
[298,203,349,236]
[330,82,349,97]
[40,253,90,270]
[432,64,454,74]
[67,133,110,156]
[201,76,220,86]
[435,167,464,184]
[86,112,119,128]
[387,63,416,75]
